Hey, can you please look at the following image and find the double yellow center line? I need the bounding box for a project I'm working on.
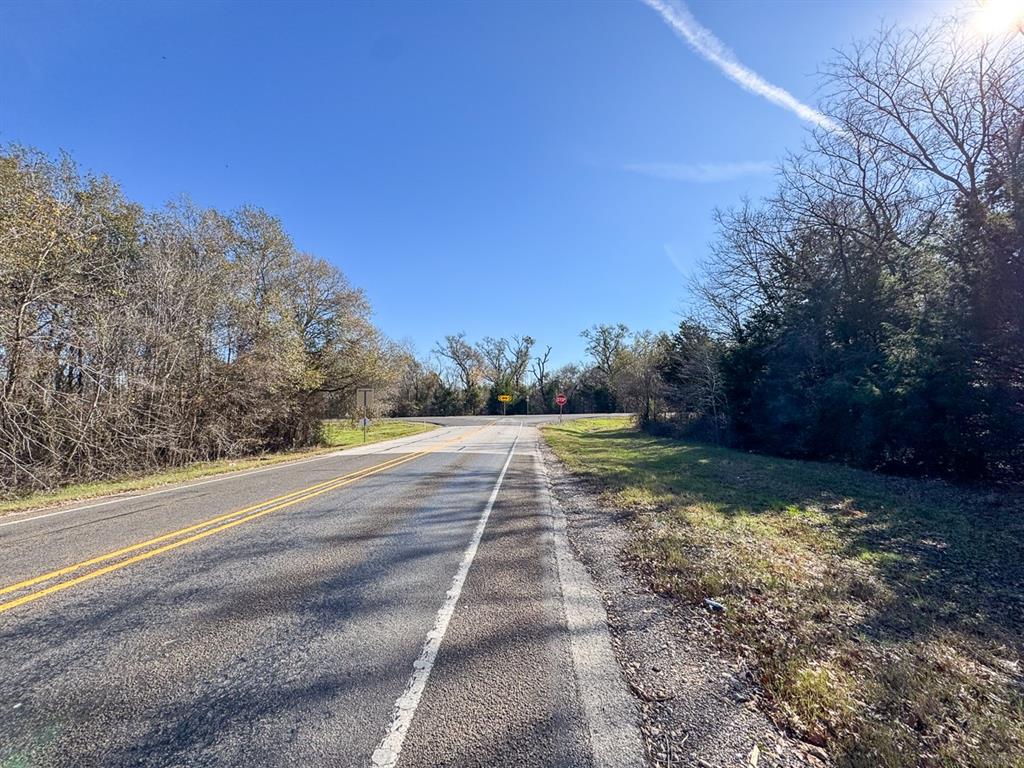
[0,425,487,615]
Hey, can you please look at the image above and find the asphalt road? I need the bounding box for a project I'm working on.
[0,416,642,767]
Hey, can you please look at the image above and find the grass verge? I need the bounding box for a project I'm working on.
[543,417,1024,768]
[0,420,435,517]
[319,418,435,450]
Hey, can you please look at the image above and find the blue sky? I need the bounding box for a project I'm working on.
[0,0,953,366]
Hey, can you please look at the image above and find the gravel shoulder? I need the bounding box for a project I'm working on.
[540,439,830,768]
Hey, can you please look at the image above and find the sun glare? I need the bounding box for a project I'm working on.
[971,0,1024,37]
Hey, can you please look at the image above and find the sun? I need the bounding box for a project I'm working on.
[970,0,1024,37]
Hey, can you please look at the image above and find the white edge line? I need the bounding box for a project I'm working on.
[370,422,522,768]
[0,426,455,529]
[538,448,646,768]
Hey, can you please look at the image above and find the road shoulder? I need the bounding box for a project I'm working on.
[539,439,827,768]
[535,446,646,768]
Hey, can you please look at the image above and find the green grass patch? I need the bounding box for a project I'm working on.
[319,418,434,449]
[543,417,1024,768]
[0,420,435,517]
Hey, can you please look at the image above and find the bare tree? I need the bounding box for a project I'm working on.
[475,335,534,388]
[476,336,510,387]
[433,332,483,403]
[529,345,552,412]
[581,324,629,380]
[0,147,399,496]
[507,335,534,387]
[581,323,629,409]
[615,331,667,424]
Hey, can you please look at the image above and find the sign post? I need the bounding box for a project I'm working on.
[555,392,567,422]
[497,393,512,416]
[356,387,373,443]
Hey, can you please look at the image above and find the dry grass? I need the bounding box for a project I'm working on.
[0,420,434,516]
[544,417,1024,768]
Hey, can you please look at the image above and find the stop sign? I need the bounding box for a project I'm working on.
[555,393,567,407]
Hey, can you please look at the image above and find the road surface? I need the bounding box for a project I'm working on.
[0,416,642,767]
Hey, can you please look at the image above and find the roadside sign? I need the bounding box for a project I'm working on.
[356,387,373,442]
[555,392,567,423]
[356,387,373,412]
[497,393,512,417]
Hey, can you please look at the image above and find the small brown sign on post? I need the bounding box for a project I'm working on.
[356,387,373,442]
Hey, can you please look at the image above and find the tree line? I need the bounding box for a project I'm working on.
[398,15,1024,486]
[385,325,653,417]
[0,142,652,496]
[3,16,1018,492]
[0,145,657,496]
[656,18,1023,483]
[0,147,402,496]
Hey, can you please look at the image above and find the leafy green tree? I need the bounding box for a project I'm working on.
[689,19,1023,481]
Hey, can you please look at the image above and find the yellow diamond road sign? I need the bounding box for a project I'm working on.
[497,394,512,403]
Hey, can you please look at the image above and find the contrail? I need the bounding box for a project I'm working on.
[640,0,837,131]
[623,160,773,182]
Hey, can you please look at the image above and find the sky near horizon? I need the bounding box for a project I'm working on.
[0,0,954,366]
